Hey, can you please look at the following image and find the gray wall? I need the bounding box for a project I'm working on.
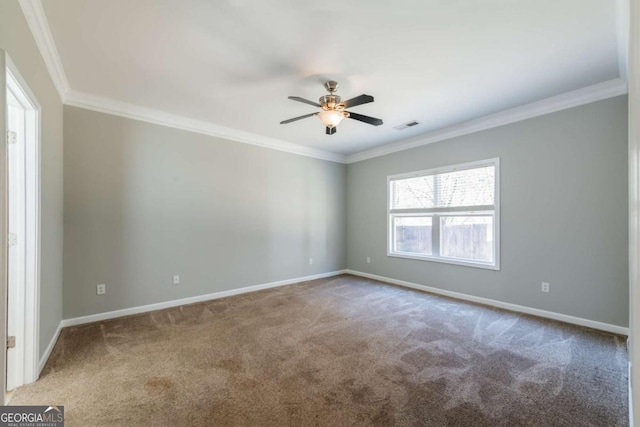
[63,106,346,319]
[0,1,64,359]
[347,96,629,327]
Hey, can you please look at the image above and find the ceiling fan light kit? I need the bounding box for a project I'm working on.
[280,80,383,135]
[318,109,347,128]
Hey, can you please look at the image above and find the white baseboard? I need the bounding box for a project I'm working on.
[345,270,629,335]
[38,322,62,376]
[41,269,626,379]
[60,270,347,328]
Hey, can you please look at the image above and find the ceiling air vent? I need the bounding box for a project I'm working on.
[394,120,420,131]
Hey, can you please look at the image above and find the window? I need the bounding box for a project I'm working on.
[388,158,499,270]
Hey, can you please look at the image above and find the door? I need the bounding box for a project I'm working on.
[5,87,26,391]
[4,58,40,393]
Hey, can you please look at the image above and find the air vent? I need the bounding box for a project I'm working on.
[394,120,420,131]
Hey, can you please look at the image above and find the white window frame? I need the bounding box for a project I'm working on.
[387,158,500,270]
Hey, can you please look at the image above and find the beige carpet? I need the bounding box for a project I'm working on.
[11,275,628,426]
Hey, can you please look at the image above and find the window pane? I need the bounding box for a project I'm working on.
[393,216,432,255]
[436,166,494,208]
[440,216,493,262]
[391,175,435,209]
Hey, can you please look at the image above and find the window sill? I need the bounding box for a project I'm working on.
[387,252,500,271]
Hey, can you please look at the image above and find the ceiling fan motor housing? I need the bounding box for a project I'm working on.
[319,95,343,110]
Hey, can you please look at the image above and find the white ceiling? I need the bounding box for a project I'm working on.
[39,0,622,157]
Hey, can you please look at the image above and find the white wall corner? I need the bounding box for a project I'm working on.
[345,78,629,164]
[629,0,640,423]
[18,0,70,100]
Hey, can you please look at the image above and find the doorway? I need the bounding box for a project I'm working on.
[5,58,40,391]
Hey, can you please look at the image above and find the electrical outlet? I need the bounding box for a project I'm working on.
[309,258,313,265]
[173,275,180,285]
[96,284,106,295]
[541,282,550,293]
[366,257,371,264]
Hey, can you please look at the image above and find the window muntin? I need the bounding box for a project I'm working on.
[388,159,499,270]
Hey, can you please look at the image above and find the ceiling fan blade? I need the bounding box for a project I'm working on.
[280,112,318,125]
[326,126,336,135]
[343,94,374,108]
[347,111,383,126]
[288,96,321,107]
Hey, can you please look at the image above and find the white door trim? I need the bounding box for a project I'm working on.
[5,55,41,387]
[629,0,639,425]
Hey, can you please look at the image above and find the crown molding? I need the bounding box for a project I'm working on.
[19,0,628,165]
[18,0,70,99]
[345,78,629,164]
[64,90,347,163]
[18,1,345,163]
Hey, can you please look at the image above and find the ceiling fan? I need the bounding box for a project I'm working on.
[280,81,383,135]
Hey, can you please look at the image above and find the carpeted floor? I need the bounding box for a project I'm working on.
[10,275,628,426]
